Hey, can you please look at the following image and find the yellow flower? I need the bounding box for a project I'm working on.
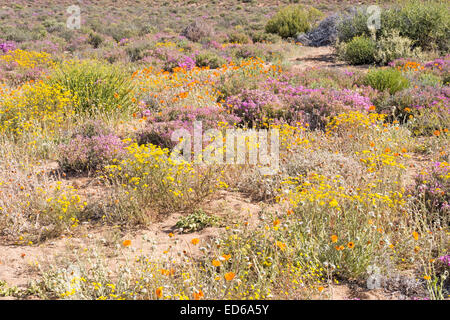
[329,199,339,208]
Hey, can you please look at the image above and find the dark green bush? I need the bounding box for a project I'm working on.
[265,5,323,38]
[340,35,376,65]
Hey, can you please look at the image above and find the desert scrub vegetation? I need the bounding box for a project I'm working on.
[102,142,228,223]
[0,0,449,302]
[0,155,86,243]
[336,0,450,65]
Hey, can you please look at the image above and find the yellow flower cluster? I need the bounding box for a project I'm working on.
[0,80,77,138]
[0,49,55,70]
[326,111,386,134]
[282,172,405,211]
[105,142,224,214]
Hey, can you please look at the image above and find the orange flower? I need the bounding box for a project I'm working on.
[122,240,131,247]
[224,272,235,281]
[433,130,440,136]
[168,233,174,238]
[347,242,355,249]
[275,240,286,251]
[318,286,324,292]
[222,254,231,261]
[155,287,163,298]
[423,275,431,280]
[273,219,280,227]
[193,290,204,300]
[191,238,199,245]
[412,231,419,241]
[212,259,221,267]
[331,235,338,243]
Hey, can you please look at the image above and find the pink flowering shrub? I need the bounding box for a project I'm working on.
[226,89,283,127]
[411,161,449,225]
[58,134,126,174]
[138,105,240,148]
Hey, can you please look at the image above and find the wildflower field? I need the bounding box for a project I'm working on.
[0,0,449,301]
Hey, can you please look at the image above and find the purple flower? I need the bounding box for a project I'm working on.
[0,41,16,53]
[438,255,450,267]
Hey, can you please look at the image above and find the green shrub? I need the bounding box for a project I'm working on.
[195,52,226,69]
[265,5,323,38]
[227,30,250,44]
[337,9,371,43]
[339,35,376,65]
[250,31,281,43]
[386,0,450,52]
[338,1,449,53]
[49,60,136,116]
[364,68,410,95]
[374,30,422,65]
